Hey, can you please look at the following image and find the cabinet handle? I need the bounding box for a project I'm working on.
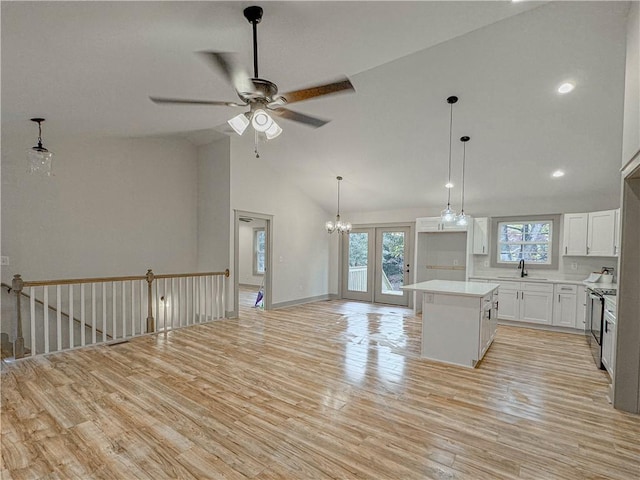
[587,246,590,254]
[605,320,609,333]
[565,246,567,254]
[482,246,485,253]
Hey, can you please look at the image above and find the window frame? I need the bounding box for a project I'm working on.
[490,215,560,270]
[253,227,265,276]
[496,220,553,265]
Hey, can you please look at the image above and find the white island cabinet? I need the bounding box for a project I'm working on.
[402,280,499,368]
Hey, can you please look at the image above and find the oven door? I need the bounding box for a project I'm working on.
[588,292,605,369]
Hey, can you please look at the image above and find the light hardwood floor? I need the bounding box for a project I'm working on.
[2,288,639,479]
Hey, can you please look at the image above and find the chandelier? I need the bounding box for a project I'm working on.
[326,176,352,234]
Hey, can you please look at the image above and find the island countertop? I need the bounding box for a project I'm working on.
[402,279,500,297]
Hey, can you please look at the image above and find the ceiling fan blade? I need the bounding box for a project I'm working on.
[197,51,256,95]
[269,108,330,128]
[149,96,245,107]
[277,77,355,105]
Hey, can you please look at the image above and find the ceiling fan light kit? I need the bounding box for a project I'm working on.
[150,5,355,158]
[27,117,54,176]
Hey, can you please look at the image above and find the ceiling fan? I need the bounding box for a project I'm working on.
[150,5,355,155]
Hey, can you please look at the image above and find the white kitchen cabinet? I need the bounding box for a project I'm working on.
[577,286,588,330]
[562,209,617,257]
[587,210,616,256]
[496,281,554,325]
[472,217,489,255]
[562,213,588,256]
[416,216,468,232]
[552,284,578,328]
[613,208,620,256]
[602,297,616,376]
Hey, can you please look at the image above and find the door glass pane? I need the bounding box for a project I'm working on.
[381,231,405,296]
[348,232,368,292]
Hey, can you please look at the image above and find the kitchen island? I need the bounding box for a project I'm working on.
[403,280,500,368]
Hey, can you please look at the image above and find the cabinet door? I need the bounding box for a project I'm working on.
[563,213,588,256]
[553,293,577,327]
[497,288,519,320]
[472,217,489,255]
[416,217,442,232]
[520,290,554,325]
[577,287,588,331]
[587,210,616,256]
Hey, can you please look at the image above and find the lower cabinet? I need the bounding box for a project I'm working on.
[497,281,554,325]
[552,284,578,328]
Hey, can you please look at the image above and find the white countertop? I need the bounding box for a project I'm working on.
[470,275,618,291]
[402,280,500,297]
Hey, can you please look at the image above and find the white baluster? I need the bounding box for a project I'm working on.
[131,281,135,336]
[30,287,36,355]
[112,282,117,339]
[56,285,62,351]
[222,274,226,319]
[122,281,126,338]
[80,284,85,347]
[69,286,74,349]
[92,284,97,344]
[44,287,49,353]
[102,283,107,342]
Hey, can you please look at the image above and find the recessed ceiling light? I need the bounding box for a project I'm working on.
[552,170,565,178]
[445,182,454,189]
[557,82,575,94]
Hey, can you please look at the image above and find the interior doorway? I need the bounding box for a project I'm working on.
[341,225,412,306]
[233,210,273,314]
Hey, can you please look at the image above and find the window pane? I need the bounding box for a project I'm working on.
[381,232,404,295]
[348,233,368,292]
[254,229,266,274]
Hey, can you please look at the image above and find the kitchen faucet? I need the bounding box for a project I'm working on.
[518,259,527,277]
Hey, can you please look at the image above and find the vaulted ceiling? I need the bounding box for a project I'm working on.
[1,1,630,216]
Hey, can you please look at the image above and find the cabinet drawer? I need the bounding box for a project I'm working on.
[497,281,520,290]
[555,284,577,294]
[523,282,554,293]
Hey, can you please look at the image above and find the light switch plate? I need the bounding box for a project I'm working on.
[0,256,9,266]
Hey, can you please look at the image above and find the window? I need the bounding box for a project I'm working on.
[253,228,265,275]
[497,220,552,265]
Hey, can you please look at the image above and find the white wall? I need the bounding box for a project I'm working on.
[229,138,332,308]
[622,2,640,167]
[1,134,199,282]
[238,219,265,286]
[197,138,231,272]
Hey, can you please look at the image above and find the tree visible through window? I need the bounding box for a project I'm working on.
[497,221,552,264]
[253,228,265,275]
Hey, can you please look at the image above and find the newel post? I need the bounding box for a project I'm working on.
[12,274,25,359]
[146,269,155,333]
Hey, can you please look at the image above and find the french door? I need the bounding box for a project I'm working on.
[341,226,411,306]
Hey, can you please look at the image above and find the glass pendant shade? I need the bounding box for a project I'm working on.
[27,148,53,176]
[251,109,273,132]
[456,212,468,226]
[440,206,456,223]
[228,113,250,135]
[264,119,282,139]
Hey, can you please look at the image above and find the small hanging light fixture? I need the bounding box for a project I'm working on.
[440,96,458,223]
[27,118,54,176]
[326,176,352,234]
[456,136,470,227]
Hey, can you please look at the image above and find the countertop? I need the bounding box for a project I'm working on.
[402,280,500,297]
[470,275,618,291]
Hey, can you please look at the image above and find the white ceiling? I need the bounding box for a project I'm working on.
[1,1,631,216]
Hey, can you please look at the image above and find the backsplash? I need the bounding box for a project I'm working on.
[471,256,618,282]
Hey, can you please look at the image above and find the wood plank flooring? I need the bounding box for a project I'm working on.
[2,288,639,479]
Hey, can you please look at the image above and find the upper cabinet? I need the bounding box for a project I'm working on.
[562,209,619,257]
[416,216,468,232]
[472,217,489,255]
[587,210,616,256]
[562,213,588,255]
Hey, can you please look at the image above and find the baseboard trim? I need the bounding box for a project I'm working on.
[498,319,584,335]
[272,293,338,310]
[226,310,238,319]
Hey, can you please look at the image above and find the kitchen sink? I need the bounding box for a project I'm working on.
[496,275,547,280]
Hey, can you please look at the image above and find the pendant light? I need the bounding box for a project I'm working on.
[456,136,470,226]
[326,176,352,234]
[440,96,458,223]
[27,118,54,176]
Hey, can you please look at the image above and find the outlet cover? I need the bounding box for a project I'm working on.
[483,260,489,267]
[0,256,9,266]
[571,263,578,270]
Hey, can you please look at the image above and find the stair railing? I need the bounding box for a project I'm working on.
[7,268,229,359]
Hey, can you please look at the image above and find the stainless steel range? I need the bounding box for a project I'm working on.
[586,287,616,369]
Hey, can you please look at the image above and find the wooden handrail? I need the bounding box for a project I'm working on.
[20,269,230,287]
